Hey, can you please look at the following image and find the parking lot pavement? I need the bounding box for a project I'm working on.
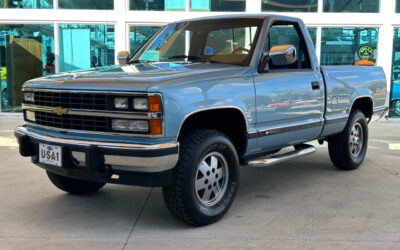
[0,117,400,250]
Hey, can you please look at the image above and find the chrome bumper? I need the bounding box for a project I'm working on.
[14,126,179,173]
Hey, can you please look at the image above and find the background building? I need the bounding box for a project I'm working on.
[0,0,399,117]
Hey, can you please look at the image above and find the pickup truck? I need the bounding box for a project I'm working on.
[15,14,388,226]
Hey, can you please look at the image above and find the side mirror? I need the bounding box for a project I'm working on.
[269,45,296,66]
[117,51,130,66]
[258,45,296,73]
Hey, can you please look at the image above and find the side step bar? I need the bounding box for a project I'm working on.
[246,144,316,168]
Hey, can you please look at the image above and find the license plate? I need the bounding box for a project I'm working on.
[39,143,62,167]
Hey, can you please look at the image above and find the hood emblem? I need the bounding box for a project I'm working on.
[52,107,68,116]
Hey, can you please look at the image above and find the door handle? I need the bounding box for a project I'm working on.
[311,81,320,90]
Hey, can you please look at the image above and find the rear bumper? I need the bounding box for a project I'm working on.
[14,126,179,187]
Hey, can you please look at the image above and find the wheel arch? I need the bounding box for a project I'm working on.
[177,107,249,156]
[350,95,374,121]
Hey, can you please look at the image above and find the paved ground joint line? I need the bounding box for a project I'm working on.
[122,188,153,250]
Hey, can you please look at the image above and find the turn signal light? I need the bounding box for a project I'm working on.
[149,96,161,112]
[149,119,162,135]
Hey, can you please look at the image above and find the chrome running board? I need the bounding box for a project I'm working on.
[246,144,316,168]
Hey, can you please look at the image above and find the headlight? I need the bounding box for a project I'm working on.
[23,92,34,103]
[114,97,128,109]
[133,98,148,110]
[111,119,149,132]
[25,110,36,122]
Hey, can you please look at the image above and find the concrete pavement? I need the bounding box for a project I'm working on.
[0,117,400,249]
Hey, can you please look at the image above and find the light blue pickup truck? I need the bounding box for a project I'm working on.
[15,15,388,226]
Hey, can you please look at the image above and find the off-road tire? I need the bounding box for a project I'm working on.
[328,110,368,170]
[162,129,239,226]
[47,171,106,194]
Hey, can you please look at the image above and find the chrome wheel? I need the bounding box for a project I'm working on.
[195,152,229,207]
[349,122,364,158]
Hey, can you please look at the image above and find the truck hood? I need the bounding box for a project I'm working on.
[23,63,247,92]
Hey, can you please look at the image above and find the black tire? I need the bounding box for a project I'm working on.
[328,110,368,170]
[162,129,239,226]
[46,171,106,195]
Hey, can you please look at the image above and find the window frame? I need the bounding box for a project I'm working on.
[261,21,313,72]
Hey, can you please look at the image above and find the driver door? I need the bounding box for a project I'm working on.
[253,22,324,152]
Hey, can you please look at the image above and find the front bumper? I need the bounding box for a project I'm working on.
[14,126,179,187]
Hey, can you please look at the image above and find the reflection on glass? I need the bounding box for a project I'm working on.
[59,0,113,9]
[0,0,52,8]
[262,0,317,12]
[397,0,400,13]
[190,0,245,11]
[320,28,379,66]
[132,18,263,66]
[58,24,114,72]
[130,0,185,11]
[129,26,160,54]
[323,0,379,13]
[390,28,400,117]
[0,24,54,112]
[307,28,317,46]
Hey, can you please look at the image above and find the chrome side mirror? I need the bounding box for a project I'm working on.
[117,51,130,66]
[269,45,296,66]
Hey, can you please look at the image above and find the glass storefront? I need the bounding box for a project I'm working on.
[307,28,317,46]
[390,28,400,117]
[59,0,113,10]
[130,0,185,11]
[0,24,54,112]
[0,0,52,8]
[58,24,114,72]
[190,0,245,11]
[397,0,400,13]
[320,27,379,66]
[129,26,160,54]
[262,0,318,12]
[323,0,380,13]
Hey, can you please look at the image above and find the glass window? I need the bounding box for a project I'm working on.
[262,0,317,12]
[190,0,245,11]
[307,27,317,46]
[323,0,379,13]
[0,24,54,112]
[0,0,52,8]
[132,18,263,66]
[59,0,113,10]
[390,28,400,117]
[397,0,400,13]
[265,24,312,70]
[58,24,114,72]
[129,26,161,54]
[130,0,185,11]
[320,27,379,66]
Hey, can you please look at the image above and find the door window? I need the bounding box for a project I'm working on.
[264,23,312,70]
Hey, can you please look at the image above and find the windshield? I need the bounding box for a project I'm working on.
[130,18,263,66]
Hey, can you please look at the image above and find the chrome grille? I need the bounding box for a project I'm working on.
[34,92,107,110]
[34,111,109,132]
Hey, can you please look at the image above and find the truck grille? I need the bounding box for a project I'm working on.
[34,92,107,110]
[34,111,109,132]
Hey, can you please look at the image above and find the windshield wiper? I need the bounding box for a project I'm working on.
[168,55,202,61]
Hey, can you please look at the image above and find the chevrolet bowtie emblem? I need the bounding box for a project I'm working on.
[52,107,68,116]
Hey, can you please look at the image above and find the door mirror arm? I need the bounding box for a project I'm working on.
[258,51,270,73]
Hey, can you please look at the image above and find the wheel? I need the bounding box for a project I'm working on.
[46,171,106,195]
[162,129,239,226]
[328,110,368,170]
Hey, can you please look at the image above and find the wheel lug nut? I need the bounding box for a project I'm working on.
[207,171,210,176]
[208,185,211,189]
